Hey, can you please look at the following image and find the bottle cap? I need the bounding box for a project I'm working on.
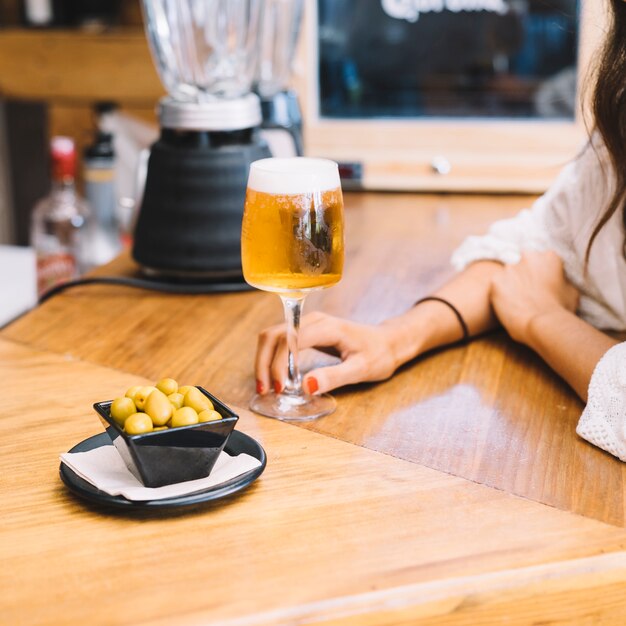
[51,136,76,181]
[84,132,114,160]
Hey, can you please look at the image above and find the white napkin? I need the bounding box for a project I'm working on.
[60,445,262,501]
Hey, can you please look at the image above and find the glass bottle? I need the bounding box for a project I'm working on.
[31,136,90,297]
[83,126,121,265]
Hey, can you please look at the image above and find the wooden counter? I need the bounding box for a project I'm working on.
[3,192,626,624]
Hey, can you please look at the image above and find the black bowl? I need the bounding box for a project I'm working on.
[93,387,239,488]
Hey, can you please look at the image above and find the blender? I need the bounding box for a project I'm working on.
[133,0,271,281]
[255,0,304,157]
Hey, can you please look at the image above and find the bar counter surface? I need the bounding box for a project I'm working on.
[3,192,626,625]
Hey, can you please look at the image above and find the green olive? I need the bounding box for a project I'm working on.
[134,386,157,411]
[110,397,136,426]
[125,386,143,401]
[124,413,153,435]
[171,406,199,428]
[178,385,193,397]
[156,378,178,396]
[198,409,221,422]
[110,381,217,432]
[144,388,173,426]
[183,387,213,413]
[168,392,184,410]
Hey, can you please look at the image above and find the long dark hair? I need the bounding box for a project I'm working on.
[587,0,626,263]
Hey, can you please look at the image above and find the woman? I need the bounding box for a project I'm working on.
[255,1,626,460]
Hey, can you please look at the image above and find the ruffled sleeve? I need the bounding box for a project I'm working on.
[450,205,551,270]
[450,139,626,330]
[450,141,605,273]
[577,342,626,461]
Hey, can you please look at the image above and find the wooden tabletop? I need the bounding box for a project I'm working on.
[3,192,626,624]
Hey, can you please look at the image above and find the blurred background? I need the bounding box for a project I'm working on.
[0,0,584,246]
[0,1,158,248]
[0,0,589,324]
[319,0,578,119]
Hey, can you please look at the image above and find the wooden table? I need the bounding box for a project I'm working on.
[3,192,626,625]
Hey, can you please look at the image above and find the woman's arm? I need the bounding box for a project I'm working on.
[490,250,618,401]
[525,310,618,402]
[255,260,503,395]
[382,259,503,365]
[255,139,612,396]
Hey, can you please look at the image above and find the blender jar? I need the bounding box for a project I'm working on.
[142,0,264,102]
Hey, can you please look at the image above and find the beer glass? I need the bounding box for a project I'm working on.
[241,157,344,420]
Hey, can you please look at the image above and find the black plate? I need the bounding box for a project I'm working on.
[59,430,266,509]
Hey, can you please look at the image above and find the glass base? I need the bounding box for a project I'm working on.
[249,391,336,421]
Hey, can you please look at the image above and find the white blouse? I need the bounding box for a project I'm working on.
[451,139,626,461]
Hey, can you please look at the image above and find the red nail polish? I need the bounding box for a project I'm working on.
[256,380,264,394]
[273,380,282,394]
[306,377,319,395]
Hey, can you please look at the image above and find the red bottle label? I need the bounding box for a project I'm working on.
[37,252,77,296]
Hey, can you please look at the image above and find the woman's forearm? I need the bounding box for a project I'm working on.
[381,260,503,368]
[525,310,619,402]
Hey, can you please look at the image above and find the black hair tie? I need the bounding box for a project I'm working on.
[414,296,469,344]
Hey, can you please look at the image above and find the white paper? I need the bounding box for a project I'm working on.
[61,445,262,501]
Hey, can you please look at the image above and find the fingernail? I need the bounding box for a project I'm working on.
[256,380,264,394]
[273,380,282,394]
[306,377,319,395]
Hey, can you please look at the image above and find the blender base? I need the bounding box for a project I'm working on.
[132,124,271,283]
[138,264,246,283]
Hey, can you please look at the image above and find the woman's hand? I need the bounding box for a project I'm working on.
[490,250,579,346]
[255,312,400,395]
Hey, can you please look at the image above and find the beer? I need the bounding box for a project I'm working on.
[241,160,344,293]
[242,157,344,421]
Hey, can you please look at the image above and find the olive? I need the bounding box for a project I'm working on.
[198,409,221,422]
[168,392,184,410]
[134,386,157,411]
[124,413,153,435]
[184,387,213,413]
[156,378,178,396]
[125,386,143,401]
[144,389,173,426]
[108,380,221,433]
[110,397,136,426]
[171,407,199,428]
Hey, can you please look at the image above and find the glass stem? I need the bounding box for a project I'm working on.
[280,294,306,396]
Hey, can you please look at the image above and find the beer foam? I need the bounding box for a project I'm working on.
[247,157,340,194]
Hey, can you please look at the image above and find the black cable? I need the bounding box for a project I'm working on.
[38,275,254,304]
